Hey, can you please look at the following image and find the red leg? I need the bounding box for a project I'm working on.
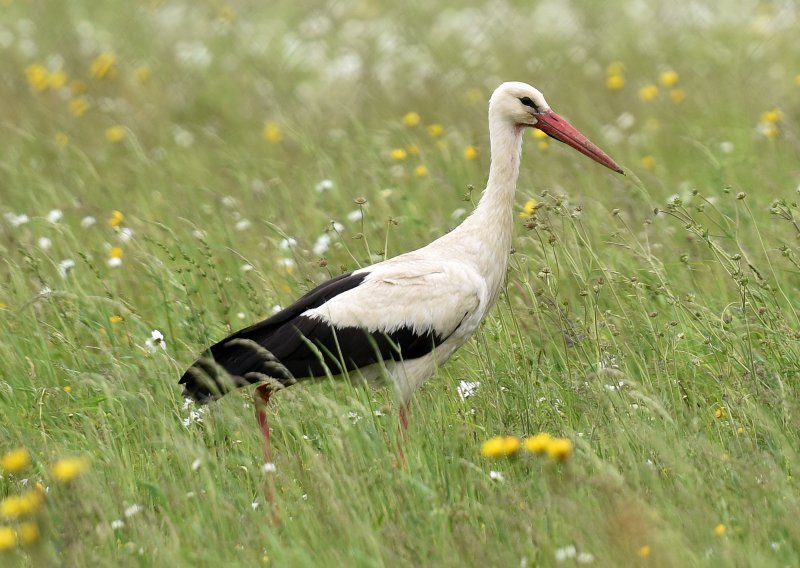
[254,385,279,523]
[395,404,409,467]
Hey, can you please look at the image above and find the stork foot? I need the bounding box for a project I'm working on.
[254,385,280,523]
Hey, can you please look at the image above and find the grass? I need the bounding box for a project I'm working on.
[1,0,800,565]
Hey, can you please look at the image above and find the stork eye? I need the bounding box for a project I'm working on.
[519,96,539,111]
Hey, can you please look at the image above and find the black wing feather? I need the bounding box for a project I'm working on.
[179,271,444,402]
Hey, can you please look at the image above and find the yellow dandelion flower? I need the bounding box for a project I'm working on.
[134,65,151,83]
[108,210,124,227]
[70,79,87,95]
[606,61,624,76]
[760,109,782,124]
[25,64,49,92]
[606,74,625,90]
[0,448,30,474]
[390,148,407,160]
[637,545,651,558]
[546,437,573,461]
[0,489,44,519]
[403,112,421,127]
[463,145,478,160]
[481,436,521,458]
[406,143,419,156]
[63,385,72,393]
[761,123,780,139]
[658,70,679,87]
[715,407,725,419]
[640,155,656,170]
[532,129,547,139]
[55,132,69,146]
[519,199,537,219]
[48,70,67,90]
[0,526,16,552]
[18,522,39,546]
[464,88,483,105]
[638,84,659,101]
[736,426,745,434]
[414,165,428,177]
[90,52,117,80]
[427,123,443,137]
[537,141,549,152]
[109,247,123,259]
[69,97,89,118]
[51,456,89,482]
[523,432,552,453]
[109,315,123,324]
[262,121,283,144]
[105,126,125,143]
[645,118,660,130]
[713,523,726,537]
[669,88,686,104]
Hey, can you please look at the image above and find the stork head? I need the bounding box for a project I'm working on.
[490,82,623,174]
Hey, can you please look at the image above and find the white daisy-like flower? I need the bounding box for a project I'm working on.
[261,462,276,473]
[576,552,595,564]
[241,263,254,272]
[107,257,122,267]
[331,221,345,233]
[38,237,52,250]
[347,411,362,423]
[47,209,63,223]
[110,520,125,530]
[118,227,134,242]
[235,219,252,231]
[313,234,332,256]
[271,304,283,314]
[457,380,480,401]
[124,504,142,518]
[4,213,30,227]
[80,216,96,228]
[279,237,297,250]
[315,179,334,192]
[191,458,202,471]
[145,329,166,352]
[172,126,195,148]
[39,286,53,298]
[347,209,363,222]
[555,545,577,563]
[251,500,259,510]
[489,470,504,482]
[58,259,76,278]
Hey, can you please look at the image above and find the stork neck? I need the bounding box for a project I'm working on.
[479,120,523,221]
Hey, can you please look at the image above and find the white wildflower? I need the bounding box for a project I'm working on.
[331,221,344,233]
[39,286,53,298]
[489,470,504,482]
[235,219,252,231]
[261,462,276,473]
[80,216,96,228]
[555,545,577,563]
[347,209,363,222]
[313,233,332,256]
[174,41,212,68]
[719,141,734,154]
[251,500,259,510]
[347,411,362,423]
[38,237,52,250]
[315,179,334,192]
[145,329,166,352]
[172,126,195,148]
[241,263,254,272]
[110,520,125,530]
[271,304,282,314]
[191,458,202,471]
[58,259,76,278]
[451,207,467,219]
[278,258,296,271]
[124,504,142,518]
[4,213,29,227]
[279,237,297,250]
[577,552,595,564]
[107,257,122,267]
[118,227,134,242]
[457,380,480,401]
[616,112,635,129]
[237,312,246,319]
[47,209,63,223]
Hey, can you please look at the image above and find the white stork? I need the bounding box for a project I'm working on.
[180,81,623,465]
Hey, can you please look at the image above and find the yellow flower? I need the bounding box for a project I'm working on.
[638,84,659,101]
[0,489,44,519]
[134,65,151,83]
[109,247,123,259]
[519,199,537,218]
[713,523,726,537]
[481,436,521,458]
[761,123,780,139]
[25,64,49,93]
[109,315,123,324]
[48,70,67,90]
[18,522,39,545]
[606,61,624,76]
[63,385,72,393]
[606,74,625,90]
[669,88,686,104]
[414,165,428,177]
[262,121,283,144]
[71,79,87,95]
[90,52,117,80]
[760,109,782,124]
[640,155,656,170]
[715,407,725,419]
[55,132,69,146]
[658,70,680,87]
[523,432,552,453]
[537,141,548,152]
[532,129,547,139]
[105,126,125,143]
[546,437,573,461]
[69,97,89,118]
[51,456,89,482]
[427,123,443,137]
[0,448,30,474]
[0,526,16,552]
[403,112,421,127]
[463,145,478,160]
[406,143,419,156]
[637,545,651,558]
[390,148,407,160]
[108,210,124,227]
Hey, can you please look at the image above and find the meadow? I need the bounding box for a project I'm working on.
[1,0,800,565]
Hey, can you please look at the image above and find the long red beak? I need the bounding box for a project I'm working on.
[534,111,624,174]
